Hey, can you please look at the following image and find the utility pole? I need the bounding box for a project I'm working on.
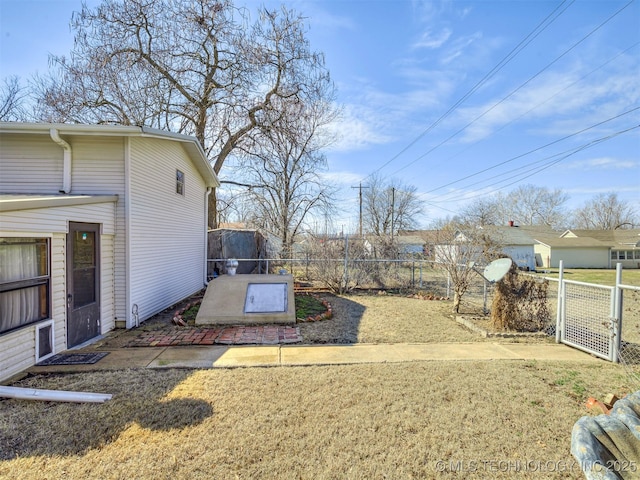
[391,187,395,243]
[351,183,369,237]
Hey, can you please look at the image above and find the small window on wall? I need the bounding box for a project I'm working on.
[0,238,50,334]
[176,169,185,195]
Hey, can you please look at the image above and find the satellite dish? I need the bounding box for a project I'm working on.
[482,258,513,283]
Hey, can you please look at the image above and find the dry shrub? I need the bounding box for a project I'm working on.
[491,267,551,332]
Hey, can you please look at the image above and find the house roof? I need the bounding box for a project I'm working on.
[0,122,219,188]
[562,229,640,247]
[395,235,425,246]
[0,193,119,212]
[474,225,537,246]
[534,233,610,248]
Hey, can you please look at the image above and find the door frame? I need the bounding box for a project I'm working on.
[66,222,101,347]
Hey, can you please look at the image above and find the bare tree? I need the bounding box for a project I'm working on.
[458,197,501,226]
[503,185,569,228]
[0,76,29,121]
[572,192,638,229]
[231,86,338,257]
[363,173,422,236]
[34,0,333,227]
[433,223,503,313]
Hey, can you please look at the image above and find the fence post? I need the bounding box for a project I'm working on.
[612,262,623,363]
[419,262,423,288]
[412,261,415,288]
[483,278,488,315]
[555,260,564,343]
[446,271,451,299]
[343,234,349,291]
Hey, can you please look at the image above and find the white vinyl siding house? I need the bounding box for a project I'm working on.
[128,137,210,321]
[0,123,218,382]
[0,200,117,380]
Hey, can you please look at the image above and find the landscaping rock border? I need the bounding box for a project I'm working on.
[456,316,550,339]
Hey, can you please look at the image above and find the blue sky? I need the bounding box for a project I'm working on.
[1,0,639,230]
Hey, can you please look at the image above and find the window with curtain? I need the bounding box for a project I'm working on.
[0,238,50,334]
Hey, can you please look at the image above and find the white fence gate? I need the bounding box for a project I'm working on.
[555,261,623,362]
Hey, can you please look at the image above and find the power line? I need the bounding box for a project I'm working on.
[423,106,640,195]
[411,41,640,176]
[426,123,640,204]
[360,0,576,182]
[386,0,637,180]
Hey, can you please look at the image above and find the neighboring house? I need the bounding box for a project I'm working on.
[561,229,640,269]
[422,225,539,271]
[476,225,538,271]
[533,234,610,269]
[394,234,426,256]
[0,122,219,382]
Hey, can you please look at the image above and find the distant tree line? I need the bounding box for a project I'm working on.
[438,185,638,230]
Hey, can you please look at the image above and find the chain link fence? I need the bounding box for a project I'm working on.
[210,256,637,382]
[619,284,640,390]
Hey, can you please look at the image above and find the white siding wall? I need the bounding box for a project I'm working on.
[0,133,64,193]
[128,137,206,323]
[534,244,552,268]
[502,246,536,271]
[550,248,609,268]
[70,137,127,324]
[0,205,116,383]
[0,203,116,235]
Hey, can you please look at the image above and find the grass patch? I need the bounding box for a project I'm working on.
[294,294,328,319]
[0,361,632,479]
[535,268,640,286]
[175,294,330,324]
[180,304,200,323]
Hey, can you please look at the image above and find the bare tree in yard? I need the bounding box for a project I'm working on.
[572,192,639,229]
[459,197,501,226]
[231,85,338,257]
[34,0,333,227]
[501,184,569,228]
[434,223,503,313]
[0,76,29,121]
[362,173,422,256]
[456,185,568,228]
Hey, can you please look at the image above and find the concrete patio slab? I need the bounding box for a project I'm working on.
[27,347,166,374]
[497,343,603,362]
[148,346,231,369]
[211,345,280,367]
[23,342,603,379]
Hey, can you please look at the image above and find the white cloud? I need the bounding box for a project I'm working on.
[440,32,482,65]
[320,170,363,188]
[412,28,452,50]
[325,104,394,152]
[452,59,640,144]
[564,157,638,170]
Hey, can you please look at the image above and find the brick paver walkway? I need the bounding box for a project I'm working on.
[126,325,302,347]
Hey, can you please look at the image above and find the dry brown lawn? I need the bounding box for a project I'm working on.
[298,293,551,344]
[2,293,636,479]
[0,361,633,479]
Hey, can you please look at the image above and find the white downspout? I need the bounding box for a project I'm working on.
[0,385,112,403]
[204,187,212,286]
[50,128,72,194]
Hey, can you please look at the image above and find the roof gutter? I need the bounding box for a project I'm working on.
[50,128,72,194]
